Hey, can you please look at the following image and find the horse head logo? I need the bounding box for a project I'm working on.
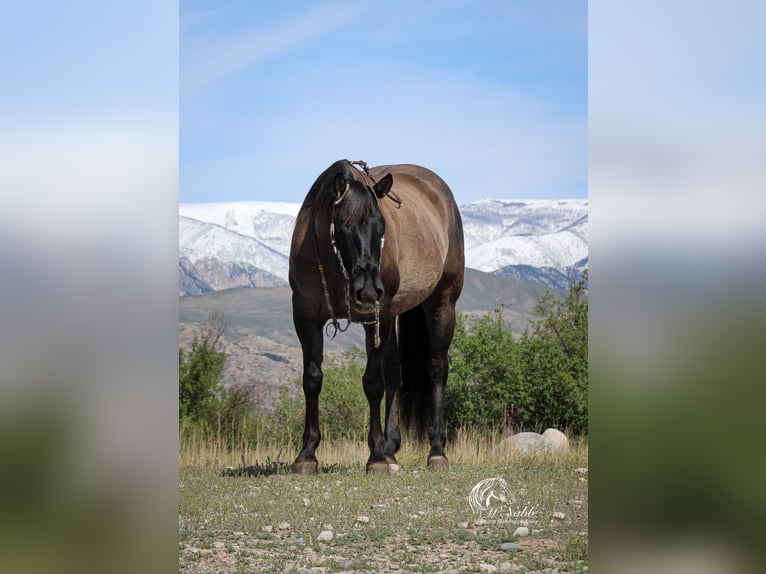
[468,477,515,518]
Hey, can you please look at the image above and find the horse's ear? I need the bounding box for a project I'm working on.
[373,173,393,199]
[333,173,348,201]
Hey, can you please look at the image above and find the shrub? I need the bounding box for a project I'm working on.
[179,312,227,429]
[445,276,588,435]
[445,311,521,432]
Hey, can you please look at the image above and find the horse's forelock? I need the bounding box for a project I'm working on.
[301,160,381,226]
[335,181,379,224]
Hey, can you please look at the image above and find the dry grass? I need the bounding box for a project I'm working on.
[179,425,588,469]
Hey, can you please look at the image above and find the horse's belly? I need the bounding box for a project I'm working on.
[390,255,445,313]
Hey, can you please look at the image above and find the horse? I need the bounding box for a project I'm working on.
[288,159,464,474]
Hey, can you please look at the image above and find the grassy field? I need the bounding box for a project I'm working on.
[179,434,588,573]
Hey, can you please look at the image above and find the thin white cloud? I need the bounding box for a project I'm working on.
[182,60,585,203]
[182,3,367,93]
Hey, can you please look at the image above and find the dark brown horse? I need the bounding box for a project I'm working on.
[289,160,464,474]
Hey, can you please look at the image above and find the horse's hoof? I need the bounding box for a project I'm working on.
[427,455,449,471]
[366,461,390,475]
[294,460,318,475]
[385,455,397,465]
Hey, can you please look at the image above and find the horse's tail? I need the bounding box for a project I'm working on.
[398,305,432,441]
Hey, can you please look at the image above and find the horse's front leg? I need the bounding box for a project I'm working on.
[293,313,324,475]
[363,317,394,474]
[383,332,401,465]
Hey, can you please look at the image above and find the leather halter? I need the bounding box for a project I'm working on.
[315,182,383,348]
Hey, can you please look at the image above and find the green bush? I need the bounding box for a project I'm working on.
[445,312,521,431]
[446,277,588,435]
[179,314,227,428]
[179,311,258,446]
[518,276,588,433]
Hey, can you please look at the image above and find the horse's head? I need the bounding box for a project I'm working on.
[330,169,393,313]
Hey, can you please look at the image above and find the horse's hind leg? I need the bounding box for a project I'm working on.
[293,314,324,475]
[423,293,459,471]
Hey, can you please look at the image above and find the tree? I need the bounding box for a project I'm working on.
[179,311,227,427]
[445,310,521,432]
[516,275,588,433]
[445,275,588,436]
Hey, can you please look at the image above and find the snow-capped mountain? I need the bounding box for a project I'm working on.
[178,199,587,295]
[461,199,588,290]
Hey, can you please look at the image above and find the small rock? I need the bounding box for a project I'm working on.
[339,560,353,570]
[458,521,469,529]
[552,511,566,520]
[512,526,529,537]
[579,477,588,482]
[389,463,400,473]
[199,549,213,557]
[233,531,245,537]
[474,518,488,526]
[499,561,520,573]
[278,522,291,530]
[356,515,370,523]
[575,467,588,474]
[262,525,273,533]
[479,563,498,573]
[303,497,310,507]
[542,428,570,453]
[213,541,226,549]
[317,530,333,542]
[439,553,450,559]
[500,542,525,552]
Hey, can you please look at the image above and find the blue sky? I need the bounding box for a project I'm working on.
[180,1,586,204]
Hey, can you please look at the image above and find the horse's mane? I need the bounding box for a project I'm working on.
[300,159,378,223]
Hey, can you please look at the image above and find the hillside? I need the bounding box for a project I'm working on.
[179,268,564,411]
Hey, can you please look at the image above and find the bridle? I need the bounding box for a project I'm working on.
[315,165,385,348]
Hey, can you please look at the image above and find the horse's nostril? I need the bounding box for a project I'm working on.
[356,288,378,305]
[375,287,384,300]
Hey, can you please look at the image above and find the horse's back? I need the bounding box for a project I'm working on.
[372,164,464,313]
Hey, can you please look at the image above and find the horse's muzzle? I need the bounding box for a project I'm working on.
[352,267,384,310]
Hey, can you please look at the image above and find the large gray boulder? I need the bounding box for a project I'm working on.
[498,432,552,455]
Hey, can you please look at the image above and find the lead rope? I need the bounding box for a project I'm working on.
[314,230,351,340]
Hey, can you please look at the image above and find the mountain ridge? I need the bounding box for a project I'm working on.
[178,198,587,295]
